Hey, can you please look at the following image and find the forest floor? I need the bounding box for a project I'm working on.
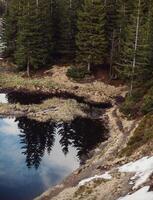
[29,65,153,200]
[0,63,125,121]
[1,61,153,200]
[0,64,124,103]
[34,104,141,200]
[35,102,153,200]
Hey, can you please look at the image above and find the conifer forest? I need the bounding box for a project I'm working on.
[2,1,153,200]
[1,0,153,92]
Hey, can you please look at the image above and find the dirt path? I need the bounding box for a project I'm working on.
[83,103,137,170]
[34,102,138,200]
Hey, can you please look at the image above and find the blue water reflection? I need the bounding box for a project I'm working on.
[0,117,107,200]
[0,118,79,200]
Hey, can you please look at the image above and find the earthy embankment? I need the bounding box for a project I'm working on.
[0,64,123,103]
[2,63,149,200]
[0,65,123,122]
[0,98,89,122]
[35,103,139,200]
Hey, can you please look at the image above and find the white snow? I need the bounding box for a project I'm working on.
[0,93,8,103]
[117,186,153,200]
[118,156,153,189]
[78,171,112,187]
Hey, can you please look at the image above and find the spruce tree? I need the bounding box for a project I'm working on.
[104,0,121,78]
[15,0,53,75]
[52,0,82,61]
[55,0,72,60]
[69,0,83,60]
[0,0,5,16]
[117,0,152,93]
[146,0,153,76]
[76,0,107,71]
[2,0,19,59]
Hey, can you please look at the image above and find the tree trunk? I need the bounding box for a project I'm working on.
[27,57,30,77]
[87,62,91,72]
[69,0,72,8]
[130,0,141,96]
[109,30,115,79]
[36,0,39,6]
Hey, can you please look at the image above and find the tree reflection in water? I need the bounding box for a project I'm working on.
[16,117,108,169]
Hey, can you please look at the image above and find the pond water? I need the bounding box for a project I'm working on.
[0,116,108,200]
[0,91,112,108]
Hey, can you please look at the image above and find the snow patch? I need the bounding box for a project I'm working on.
[118,156,153,189]
[78,171,112,187]
[0,93,8,104]
[117,186,153,200]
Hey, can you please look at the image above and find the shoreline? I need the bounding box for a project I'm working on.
[34,103,137,200]
[0,65,131,200]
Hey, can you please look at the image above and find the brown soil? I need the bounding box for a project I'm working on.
[0,65,125,104]
[92,65,124,87]
[34,104,137,200]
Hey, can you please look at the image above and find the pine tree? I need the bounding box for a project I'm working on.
[52,0,82,61]
[53,0,72,60]
[69,0,83,60]
[104,0,122,78]
[15,0,53,75]
[117,0,152,94]
[30,0,53,68]
[0,0,5,16]
[2,0,19,59]
[146,0,153,76]
[76,0,107,71]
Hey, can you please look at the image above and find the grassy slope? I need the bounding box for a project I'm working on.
[0,98,88,122]
[0,66,122,103]
[121,113,153,156]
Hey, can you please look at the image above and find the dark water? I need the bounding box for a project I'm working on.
[0,91,112,108]
[0,116,108,200]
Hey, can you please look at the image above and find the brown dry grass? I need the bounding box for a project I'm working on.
[0,98,88,122]
[0,65,124,103]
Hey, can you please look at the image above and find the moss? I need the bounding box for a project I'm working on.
[121,85,153,118]
[120,114,153,156]
[124,85,153,116]
[120,94,140,118]
[141,87,153,114]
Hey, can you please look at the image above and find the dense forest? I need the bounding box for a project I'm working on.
[1,2,153,199]
[1,0,153,97]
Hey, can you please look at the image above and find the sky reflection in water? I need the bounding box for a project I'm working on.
[0,116,107,200]
[0,118,79,200]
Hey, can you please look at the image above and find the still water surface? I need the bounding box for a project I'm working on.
[0,115,107,200]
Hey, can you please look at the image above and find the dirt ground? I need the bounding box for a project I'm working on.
[0,64,125,104]
[0,62,137,200]
[34,103,138,200]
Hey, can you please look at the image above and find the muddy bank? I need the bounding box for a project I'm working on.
[0,88,113,122]
[0,65,131,199]
[0,89,112,108]
[0,65,124,122]
[0,65,125,105]
[0,98,92,122]
[34,105,138,200]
